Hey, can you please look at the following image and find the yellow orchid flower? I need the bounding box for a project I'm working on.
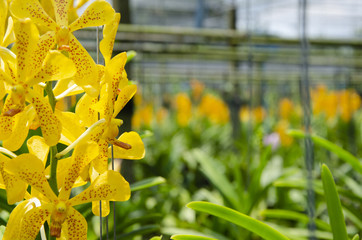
[0,150,28,205]
[10,0,115,97]
[55,14,145,216]
[3,141,130,239]
[0,19,76,146]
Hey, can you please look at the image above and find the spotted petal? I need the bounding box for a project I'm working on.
[0,116,14,140]
[27,50,76,86]
[27,88,62,146]
[13,19,40,83]
[2,198,46,240]
[105,52,128,103]
[110,131,145,159]
[92,199,109,217]
[4,153,57,201]
[55,157,87,191]
[0,154,28,204]
[10,0,57,30]
[68,0,115,32]
[100,13,120,65]
[75,93,98,127]
[27,31,57,81]
[17,203,53,240]
[27,136,49,164]
[68,34,99,97]
[3,107,30,151]
[113,84,137,118]
[69,170,130,206]
[58,141,99,201]
[53,0,71,27]
[62,207,88,240]
[92,139,108,174]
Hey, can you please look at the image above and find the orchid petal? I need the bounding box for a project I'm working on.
[0,63,15,85]
[113,84,137,118]
[52,0,71,27]
[58,141,99,201]
[3,108,30,151]
[18,203,53,240]
[63,207,87,240]
[3,17,16,49]
[53,78,83,97]
[105,52,127,102]
[0,46,16,70]
[100,13,120,65]
[68,0,115,32]
[75,93,98,127]
[92,139,108,174]
[0,154,27,204]
[0,116,14,140]
[28,50,76,86]
[27,136,49,164]
[56,110,85,143]
[2,198,43,240]
[92,81,112,119]
[4,153,57,201]
[69,170,130,206]
[13,19,40,83]
[27,31,57,80]
[92,200,110,217]
[27,88,62,146]
[10,0,57,30]
[55,157,87,191]
[110,131,145,159]
[0,0,7,42]
[68,34,99,97]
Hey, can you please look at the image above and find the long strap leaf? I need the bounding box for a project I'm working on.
[321,164,348,240]
[187,201,289,240]
[288,129,362,174]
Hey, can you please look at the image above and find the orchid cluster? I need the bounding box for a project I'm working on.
[0,0,145,239]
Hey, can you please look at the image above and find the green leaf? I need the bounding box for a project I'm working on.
[288,130,362,174]
[150,236,163,240]
[188,149,242,210]
[117,225,160,239]
[130,176,166,192]
[321,164,348,240]
[260,209,331,231]
[187,201,289,240]
[352,234,360,240]
[171,235,217,240]
[126,50,137,63]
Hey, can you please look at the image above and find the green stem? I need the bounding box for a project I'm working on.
[48,146,58,195]
[45,81,57,112]
[45,81,58,240]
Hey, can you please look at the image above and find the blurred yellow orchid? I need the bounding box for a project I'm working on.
[0,19,76,146]
[174,93,192,126]
[2,141,130,240]
[10,0,115,96]
[198,93,230,124]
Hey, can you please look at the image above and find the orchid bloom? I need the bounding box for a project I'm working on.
[41,0,92,25]
[57,14,145,216]
[10,0,115,97]
[0,19,76,147]
[3,141,130,240]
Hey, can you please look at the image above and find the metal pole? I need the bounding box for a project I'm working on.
[299,1,316,239]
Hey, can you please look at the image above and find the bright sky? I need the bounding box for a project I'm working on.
[236,0,362,39]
